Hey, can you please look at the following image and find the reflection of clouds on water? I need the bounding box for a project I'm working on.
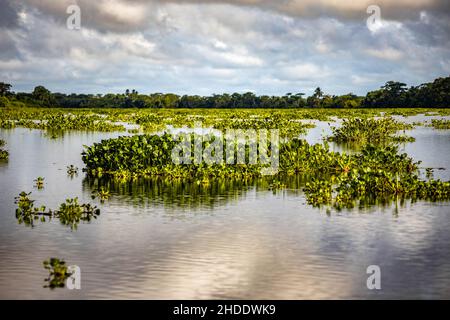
[1,123,450,299]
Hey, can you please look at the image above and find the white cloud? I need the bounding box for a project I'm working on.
[280,64,330,80]
[0,0,448,96]
[365,48,405,61]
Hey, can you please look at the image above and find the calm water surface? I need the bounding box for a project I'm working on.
[1,118,450,299]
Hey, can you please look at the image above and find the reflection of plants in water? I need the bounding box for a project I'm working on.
[34,177,45,189]
[269,179,286,192]
[43,258,71,289]
[14,192,100,229]
[91,186,111,203]
[83,175,306,210]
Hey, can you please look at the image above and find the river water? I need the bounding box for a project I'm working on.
[0,118,449,299]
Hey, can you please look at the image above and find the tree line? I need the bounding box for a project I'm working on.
[0,76,448,109]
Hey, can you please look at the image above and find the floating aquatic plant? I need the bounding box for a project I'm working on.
[428,119,450,130]
[34,177,45,189]
[55,198,100,229]
[0,139,8,160]
[43,258,72,289]
[14,192,100,229]
[327,117,415,145]
[67,165,78,177]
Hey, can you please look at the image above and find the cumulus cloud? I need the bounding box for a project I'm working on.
[0,0,449,95]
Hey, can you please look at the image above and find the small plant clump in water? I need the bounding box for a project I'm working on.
[43,258,71,289]
[34,177,45,189]
[15,191,50,226]
[0,139,8,160]
[14,192,100,229]
[67,165,78,177]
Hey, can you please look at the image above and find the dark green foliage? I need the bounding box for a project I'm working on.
[82,132,450,210]
[2,76,449,109]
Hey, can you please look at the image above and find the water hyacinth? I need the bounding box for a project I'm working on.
[43,258,71,289]
[429,119,450,129]
[82,132,450,210]
[327,117,415,145]
[0,139,8,160]
[34,177,45,189]
[14,192,100,229]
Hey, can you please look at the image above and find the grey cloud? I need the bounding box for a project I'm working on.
[1,0,449,96]
[0,0,21,28]
[16,0,450,34]
[161,0,450,20]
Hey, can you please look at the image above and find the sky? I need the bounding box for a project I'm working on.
[0,0,449,96]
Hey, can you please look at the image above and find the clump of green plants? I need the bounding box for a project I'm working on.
[429,119,450,130]
[327,117,415,145]
[34,177,45,189]
[43,258,71,289]
[82,133,266,181]
[0,119,15,129]
[0,139,8,160]
[14,192,100,229]
[67,165,78,177]
[55,198,100,229]
[15,191,50,226]
[303,145,450,210]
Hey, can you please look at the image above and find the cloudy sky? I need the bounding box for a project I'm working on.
[1,0,449,96]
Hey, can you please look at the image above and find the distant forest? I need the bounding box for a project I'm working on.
[1,76,449,109]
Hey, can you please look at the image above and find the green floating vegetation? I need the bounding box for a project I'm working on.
[34,177,45,189]
[43,258,71,289]
[67,165,78,177]
[304,145,450,210]
[82,133,266,181]
[0,139,8,160]
[0,119,15,129]
[0,110,125,133]
[15,192,100,229]
[82,132,450,210]
[428,119,450,130]
[327,117,415,145]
